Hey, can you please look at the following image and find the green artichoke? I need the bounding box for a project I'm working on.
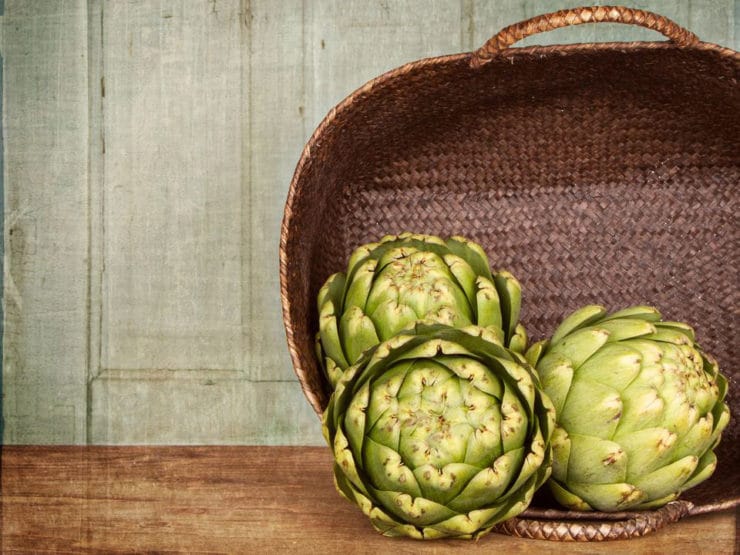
[526,305,731,512]
[323,324,555,539]
[317,233,526,388]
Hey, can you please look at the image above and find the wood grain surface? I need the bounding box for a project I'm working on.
[1,446,736,553]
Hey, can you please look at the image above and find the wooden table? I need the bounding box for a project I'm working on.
[2,446,736,553]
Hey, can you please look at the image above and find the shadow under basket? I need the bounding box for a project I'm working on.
[280,6,739,541]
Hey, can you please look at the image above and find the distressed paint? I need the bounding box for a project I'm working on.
[245,0,305,382]
[98,1,245,373]
[2,0,89,444]
[2,1,737,444]
[0,52,4,442]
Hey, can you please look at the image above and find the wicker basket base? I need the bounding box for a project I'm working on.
[492,501,694,541]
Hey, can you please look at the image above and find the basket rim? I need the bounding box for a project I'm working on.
[279,38,739,417]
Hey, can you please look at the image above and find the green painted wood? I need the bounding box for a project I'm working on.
[3,0,737,444]
[2,0,90,443]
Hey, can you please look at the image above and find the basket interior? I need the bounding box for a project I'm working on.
[282,44,739,510]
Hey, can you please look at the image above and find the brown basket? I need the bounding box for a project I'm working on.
[280,6,739,541]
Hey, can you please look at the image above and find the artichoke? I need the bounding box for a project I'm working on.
[317,233,526,387]
[323,324,555,539]
[526,305,731,512]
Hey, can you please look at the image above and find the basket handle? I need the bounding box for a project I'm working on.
[471,5,699,67]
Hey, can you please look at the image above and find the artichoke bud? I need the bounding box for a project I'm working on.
[316,234,526,389]
[322,325,553,539]
[536,305,731,512]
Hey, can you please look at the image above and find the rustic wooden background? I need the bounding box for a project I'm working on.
[2,0,737,445]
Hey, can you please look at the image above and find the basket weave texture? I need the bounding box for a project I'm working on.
[280,6,739,541]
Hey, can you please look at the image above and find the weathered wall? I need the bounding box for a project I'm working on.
[3,0,737,444]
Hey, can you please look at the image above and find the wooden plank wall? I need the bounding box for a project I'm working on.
[2,0,737,444]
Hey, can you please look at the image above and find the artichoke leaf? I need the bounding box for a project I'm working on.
[548,327,610,368]
[443,253,479,306]
[558,378,622,439]
[362,333,421,375]
[679,450,718,492]
[446,236,493,279]
[524,339,548,367]
[655,321,696,342]
[598,318,656,342]
[493,271,521,344]
[499,388,528,453]
[631,455,699,502]
[437,355,503,398]
[332,462,360,504]
[463,406,503,466]
[430,507,504,539]
[333,427,371,497]
[551,305,608,345]
[443,503,520,540]
[341,380,371,464]
[658,394,696,439]
[367,298,418,341]
[474,276,503,331]
[615,384,665,435]
[536,391,557,449]
[368,506,423,539]
[392,337,474,363]
[462,324,505,347]
[364,437,422,498]
[534,352,574,416]
[566,433,627,485]
[346,242,380,279]
[324,357,344,390]
[621,338,664,365]
[496,357,537,415]
[478,487,533,527]
[617,427,678,478]
[317,272,346,311]
[319,299,350,370]
[643,327,692,346]
[504,429,548,496]
[634,492,680,510]
[548,480,593,511]
[343,258,378,311]
[576,342,642,392]
[339,306,380,364]
[373,245,421,276]
[370,487,457,528]
[412,462,480,505]
[508,323,528,354]
[566,481,646,512]
[365,361,413,428]
[673,413,715,460]
[549,426,571,483]
[709,403,730,442]
[603,305,661,322]
[395,359,455,405]
[445,450,523,512]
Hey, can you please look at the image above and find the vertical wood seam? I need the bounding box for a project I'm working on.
[86,0,105,443]
[0,9,5,443]
[243,0,253,381]
[301,0,307,142]
[461,0,474,52]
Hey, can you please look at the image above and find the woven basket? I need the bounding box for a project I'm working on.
[280,6,739,541]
